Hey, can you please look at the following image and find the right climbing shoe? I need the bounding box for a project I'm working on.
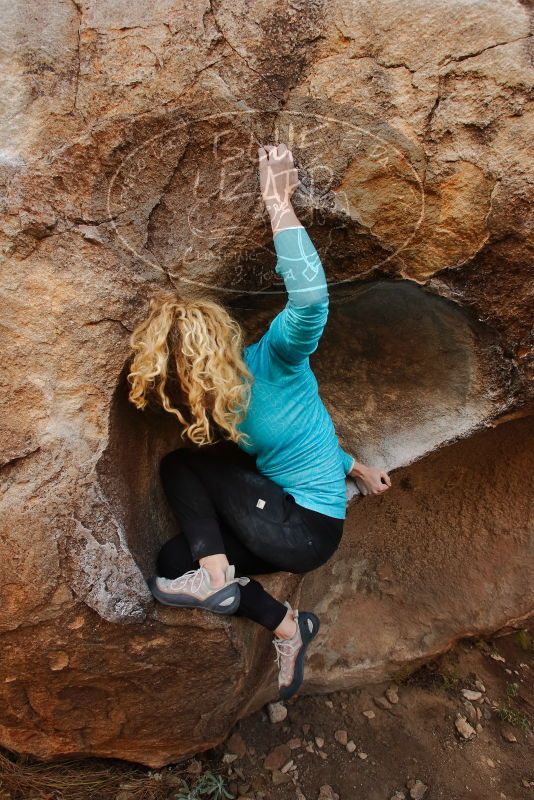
[272,600,320,700]
[148,564,250,615]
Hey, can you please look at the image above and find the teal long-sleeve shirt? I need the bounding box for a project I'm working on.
[236,225,355,519]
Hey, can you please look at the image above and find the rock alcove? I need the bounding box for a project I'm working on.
[96,274,511,606]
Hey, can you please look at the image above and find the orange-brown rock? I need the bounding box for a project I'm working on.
[0,0,532,767]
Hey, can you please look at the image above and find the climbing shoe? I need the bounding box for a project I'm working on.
[148,564,249,615]
[272,600,320,701]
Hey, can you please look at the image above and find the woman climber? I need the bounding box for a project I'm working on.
[126,143,392,700]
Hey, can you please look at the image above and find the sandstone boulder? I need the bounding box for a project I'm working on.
[0,0,532,766]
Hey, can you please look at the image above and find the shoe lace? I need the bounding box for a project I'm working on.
[169,568,206,593]
[168,569,250,592]
[272,636,300,669]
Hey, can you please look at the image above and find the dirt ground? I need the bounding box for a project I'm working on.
[203,621,533,800]
[0,621,532,800]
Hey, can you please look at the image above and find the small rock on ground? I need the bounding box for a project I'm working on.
[455,715,476,739]
[407,778,428,799]
[334,729,348,745]
[500,724,518,742]
[318,785,340,800]
[461,689,483,701]
[374,696,392,710]
[264,743,291,771]
[267,701,287,723]
[386,685,399,704]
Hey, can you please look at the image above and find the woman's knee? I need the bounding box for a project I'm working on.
[290,545,335,575]
[289,559,325,576]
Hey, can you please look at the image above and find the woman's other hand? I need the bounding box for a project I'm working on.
[349,462,392,496]
[258,143,300,211]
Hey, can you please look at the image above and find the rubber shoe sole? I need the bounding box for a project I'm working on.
[147,576,241,615]
[279,611,320,701]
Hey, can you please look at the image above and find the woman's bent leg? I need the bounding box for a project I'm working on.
[156,525,288,631]
[162,447,325,573]
[157,446,340,633]
[156,500,291,632]
[159,448,226,562]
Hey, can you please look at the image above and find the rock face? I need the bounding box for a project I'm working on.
[1,0,532,767]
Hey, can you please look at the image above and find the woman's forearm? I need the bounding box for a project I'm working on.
[266,199,303,234]
[348,460,367,479]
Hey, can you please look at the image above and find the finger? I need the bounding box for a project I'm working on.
[382,472,392,487]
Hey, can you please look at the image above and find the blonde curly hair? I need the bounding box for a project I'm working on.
[127,289,254,447]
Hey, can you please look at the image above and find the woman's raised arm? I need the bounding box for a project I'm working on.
[258,144,329,367]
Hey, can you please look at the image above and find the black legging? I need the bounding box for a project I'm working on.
[156,445,344,631]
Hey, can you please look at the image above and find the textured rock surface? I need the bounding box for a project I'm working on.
[0,0,532,766]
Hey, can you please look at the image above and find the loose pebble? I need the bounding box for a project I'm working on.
[318,750,328,760]
[474,679,486,692]
[462,700,477,723]
[267,701,287,723]
[226,733,247,758]
[288,737,302,749]
[264,743,291,771]
[315,736,325,749]
[318,785,339,800]
[374,696,392,710]
[271,769,291,785]
[407,778,428,799]
[346,740,357,753]
[461,689,483,701]
[325,699,334,709]
[357,751,368,760]
[386,685,399,704]
[490,652,505,662]
[455,715,476,739]
[334,729,348,745]
[500,724,518,743]
[363,709,376,719]
[280,759,294,773]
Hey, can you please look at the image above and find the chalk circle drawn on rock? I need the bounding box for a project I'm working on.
[105,106,425,296]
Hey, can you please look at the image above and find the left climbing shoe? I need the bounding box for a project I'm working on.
[148,564,249,615]
[272,600,320,700]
